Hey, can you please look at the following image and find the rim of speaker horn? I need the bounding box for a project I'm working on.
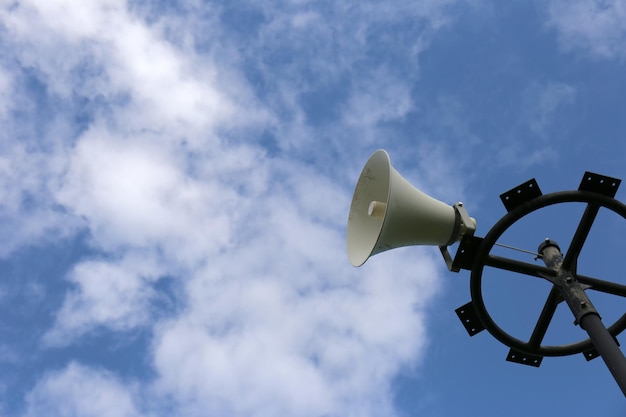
[346,149,393,267]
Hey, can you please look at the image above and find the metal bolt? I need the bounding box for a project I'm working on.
[580,301,588,309]
[565,276,573,283]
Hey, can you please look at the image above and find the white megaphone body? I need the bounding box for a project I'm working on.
[347,149,476,267]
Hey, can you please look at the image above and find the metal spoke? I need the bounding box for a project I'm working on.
[562,203,600,271]
[485,254,556,281]
[577,274,626,297]
[527,285,561,348]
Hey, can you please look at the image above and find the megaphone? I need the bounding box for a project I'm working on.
[347,149,476,267]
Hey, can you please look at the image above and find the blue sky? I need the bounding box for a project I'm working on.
[0,0,625,416]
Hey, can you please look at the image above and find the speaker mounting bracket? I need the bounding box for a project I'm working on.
[440,203,477,272]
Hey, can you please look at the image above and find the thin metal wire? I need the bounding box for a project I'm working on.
[493,242,542,258]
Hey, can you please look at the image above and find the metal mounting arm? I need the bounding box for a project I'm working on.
[440,202,476,272]
[538,240,626,396]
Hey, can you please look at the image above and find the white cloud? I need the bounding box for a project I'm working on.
[1,0,261,140]
[0,139,79,258]
[225,0,459,161]
[522,81,576,137]
[0,0,461,416]
[23,362,144,417]
[143,166,442,416]
[152,246,440,417]
[55,127,236,261]
[0,65,12,119]
[43,256,159,346]
[342,67,415,130]
[546,0,626,59]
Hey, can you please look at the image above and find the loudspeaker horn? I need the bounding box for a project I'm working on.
[347,149,476,267]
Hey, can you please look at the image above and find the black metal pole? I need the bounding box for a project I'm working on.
[580,314,626,395]
[539,240,626,396]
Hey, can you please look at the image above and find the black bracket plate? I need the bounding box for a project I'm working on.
[500,178,543,212]
[451,235,483,272]
[506,348,543,367]
[578,171,621,198]
[583,348,600,362]
[455,301,485,336]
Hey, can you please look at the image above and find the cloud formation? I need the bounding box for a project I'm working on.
[0,0,459,416]
[546,0,626,59]
[23,363,144,417]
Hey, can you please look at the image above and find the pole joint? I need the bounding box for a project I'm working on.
[537,239,600,327]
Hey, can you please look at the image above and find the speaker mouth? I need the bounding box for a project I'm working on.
[346,150,391,267]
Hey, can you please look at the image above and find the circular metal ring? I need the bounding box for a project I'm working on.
[470,190,626,357]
